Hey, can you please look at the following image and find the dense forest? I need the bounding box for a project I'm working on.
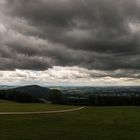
[0,85,61,103]
[0,90,40,103]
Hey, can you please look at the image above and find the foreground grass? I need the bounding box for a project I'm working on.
[0,102,140,140]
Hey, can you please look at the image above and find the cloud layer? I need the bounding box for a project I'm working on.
[0,0,140,85]
[0,67,140,86]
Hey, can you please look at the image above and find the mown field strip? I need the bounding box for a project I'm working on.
[0,106,85,115]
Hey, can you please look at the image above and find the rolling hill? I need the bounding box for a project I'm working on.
[0,85,62,103]
[14,85,51,100]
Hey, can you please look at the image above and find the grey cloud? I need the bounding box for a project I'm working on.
[0,0,140,80]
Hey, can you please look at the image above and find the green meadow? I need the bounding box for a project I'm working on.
[0,100,76,112]
[0,101,140,140]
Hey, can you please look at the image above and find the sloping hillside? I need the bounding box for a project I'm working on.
[14,85,51,100]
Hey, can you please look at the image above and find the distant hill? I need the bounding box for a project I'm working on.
[14,85,51,100]
[0,85,62,103]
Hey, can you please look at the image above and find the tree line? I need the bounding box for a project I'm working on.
[50,93,140,106]
[0,89,63,103]
[0,90,40,103]
[1,89,140,106]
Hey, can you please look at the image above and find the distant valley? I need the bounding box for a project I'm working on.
[1,85,140,106]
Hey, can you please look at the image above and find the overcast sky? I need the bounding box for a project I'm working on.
[0,0,140,86]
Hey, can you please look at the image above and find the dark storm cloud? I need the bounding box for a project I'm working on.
[0,0,140,76]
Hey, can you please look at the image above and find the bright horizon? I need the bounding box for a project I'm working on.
[0,67,140,86]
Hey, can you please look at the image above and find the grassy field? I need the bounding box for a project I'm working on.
[0,101,140,140]
[0,100,76,112]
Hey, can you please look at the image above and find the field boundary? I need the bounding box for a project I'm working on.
[0,106,85,115]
